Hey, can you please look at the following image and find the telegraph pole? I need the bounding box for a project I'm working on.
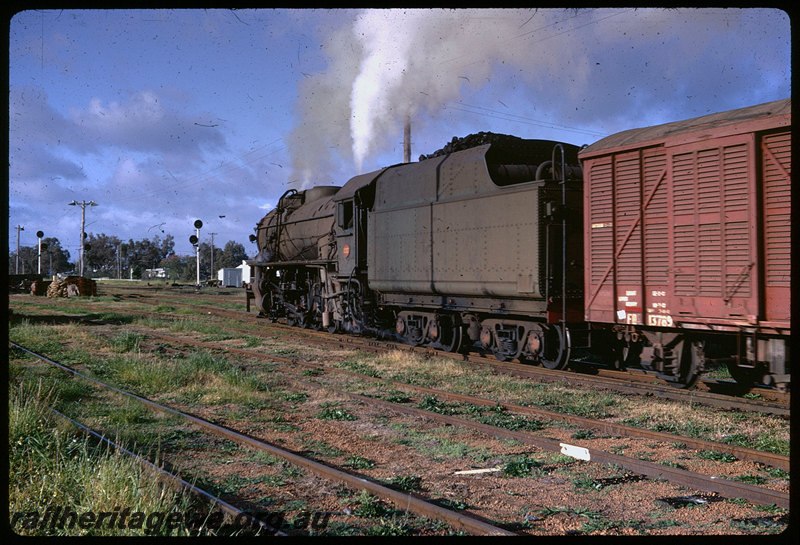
[209,232,218,283]
[15,225,24,274]
[68,200,98,277]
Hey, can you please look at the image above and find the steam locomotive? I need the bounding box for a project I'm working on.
[248,99,791,390]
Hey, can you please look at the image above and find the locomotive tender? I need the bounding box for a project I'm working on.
[249,99,790,390]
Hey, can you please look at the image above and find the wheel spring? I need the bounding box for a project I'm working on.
[496,329,517,354]
[499,339,517,354]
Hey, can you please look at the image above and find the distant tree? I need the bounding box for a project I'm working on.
[85,233,122,276]
[11,245,38,275]
[159,254,190,281]
[198,242,219,278]
[183,255,197,283]
[123,234,176,275]
[9,232,182,278]
[218,241,248,269]
[9,237,70,276]
[185,240,245,282]
[194,242,211,280]
[42,237,72,275]
[160,234,175,259]
[194,240,248,280]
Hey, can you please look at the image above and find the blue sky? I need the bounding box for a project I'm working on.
[8,8,790,262]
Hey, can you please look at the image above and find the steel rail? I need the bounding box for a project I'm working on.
[8,301,789,417]
[9,342,517,537]
[146,330,789,510]
[47,408,285,536]
[12,303,785,471]
[81,293,795,415]
[142,331,790,472]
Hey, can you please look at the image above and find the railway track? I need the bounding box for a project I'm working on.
[10,342,517,536]
[331,336,790,417]
[47,408,286,536]
[13,298,788,467]
[62,288,793,415]
[93,286,796,403]
[10,337,790,512]
[135,330,790,473]
[13,297,789,418]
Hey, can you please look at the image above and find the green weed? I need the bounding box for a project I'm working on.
[501,456,541,478]
[344,456,375,470]
[697,450,737,463]
[387,475,422,492]
[316,407,357,421]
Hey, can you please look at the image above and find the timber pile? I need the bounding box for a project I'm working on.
[46,276,97,297]
[30,280,52,296]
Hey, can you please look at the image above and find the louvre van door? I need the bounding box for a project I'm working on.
[760,130,791,324]
[667,133,760,323]
[584,147,667,326]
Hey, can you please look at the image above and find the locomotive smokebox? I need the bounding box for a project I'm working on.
[253,185,340,264]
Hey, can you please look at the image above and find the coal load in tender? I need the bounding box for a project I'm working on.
[418,132,526,161]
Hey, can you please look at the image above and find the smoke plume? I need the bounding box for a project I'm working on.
[288,8,537,185]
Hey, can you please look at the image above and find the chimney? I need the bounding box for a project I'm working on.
[403,115,411,163]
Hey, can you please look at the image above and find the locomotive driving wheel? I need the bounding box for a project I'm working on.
[252,268,272,317]
[299,295,324,331]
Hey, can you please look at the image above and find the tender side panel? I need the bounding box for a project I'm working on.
[431,188,541,298]
[368,187,542,298]
[373,159,439,208]
[368,205,432,293]
[761,130,791,323]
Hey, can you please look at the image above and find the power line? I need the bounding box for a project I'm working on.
[444,102,608,138]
